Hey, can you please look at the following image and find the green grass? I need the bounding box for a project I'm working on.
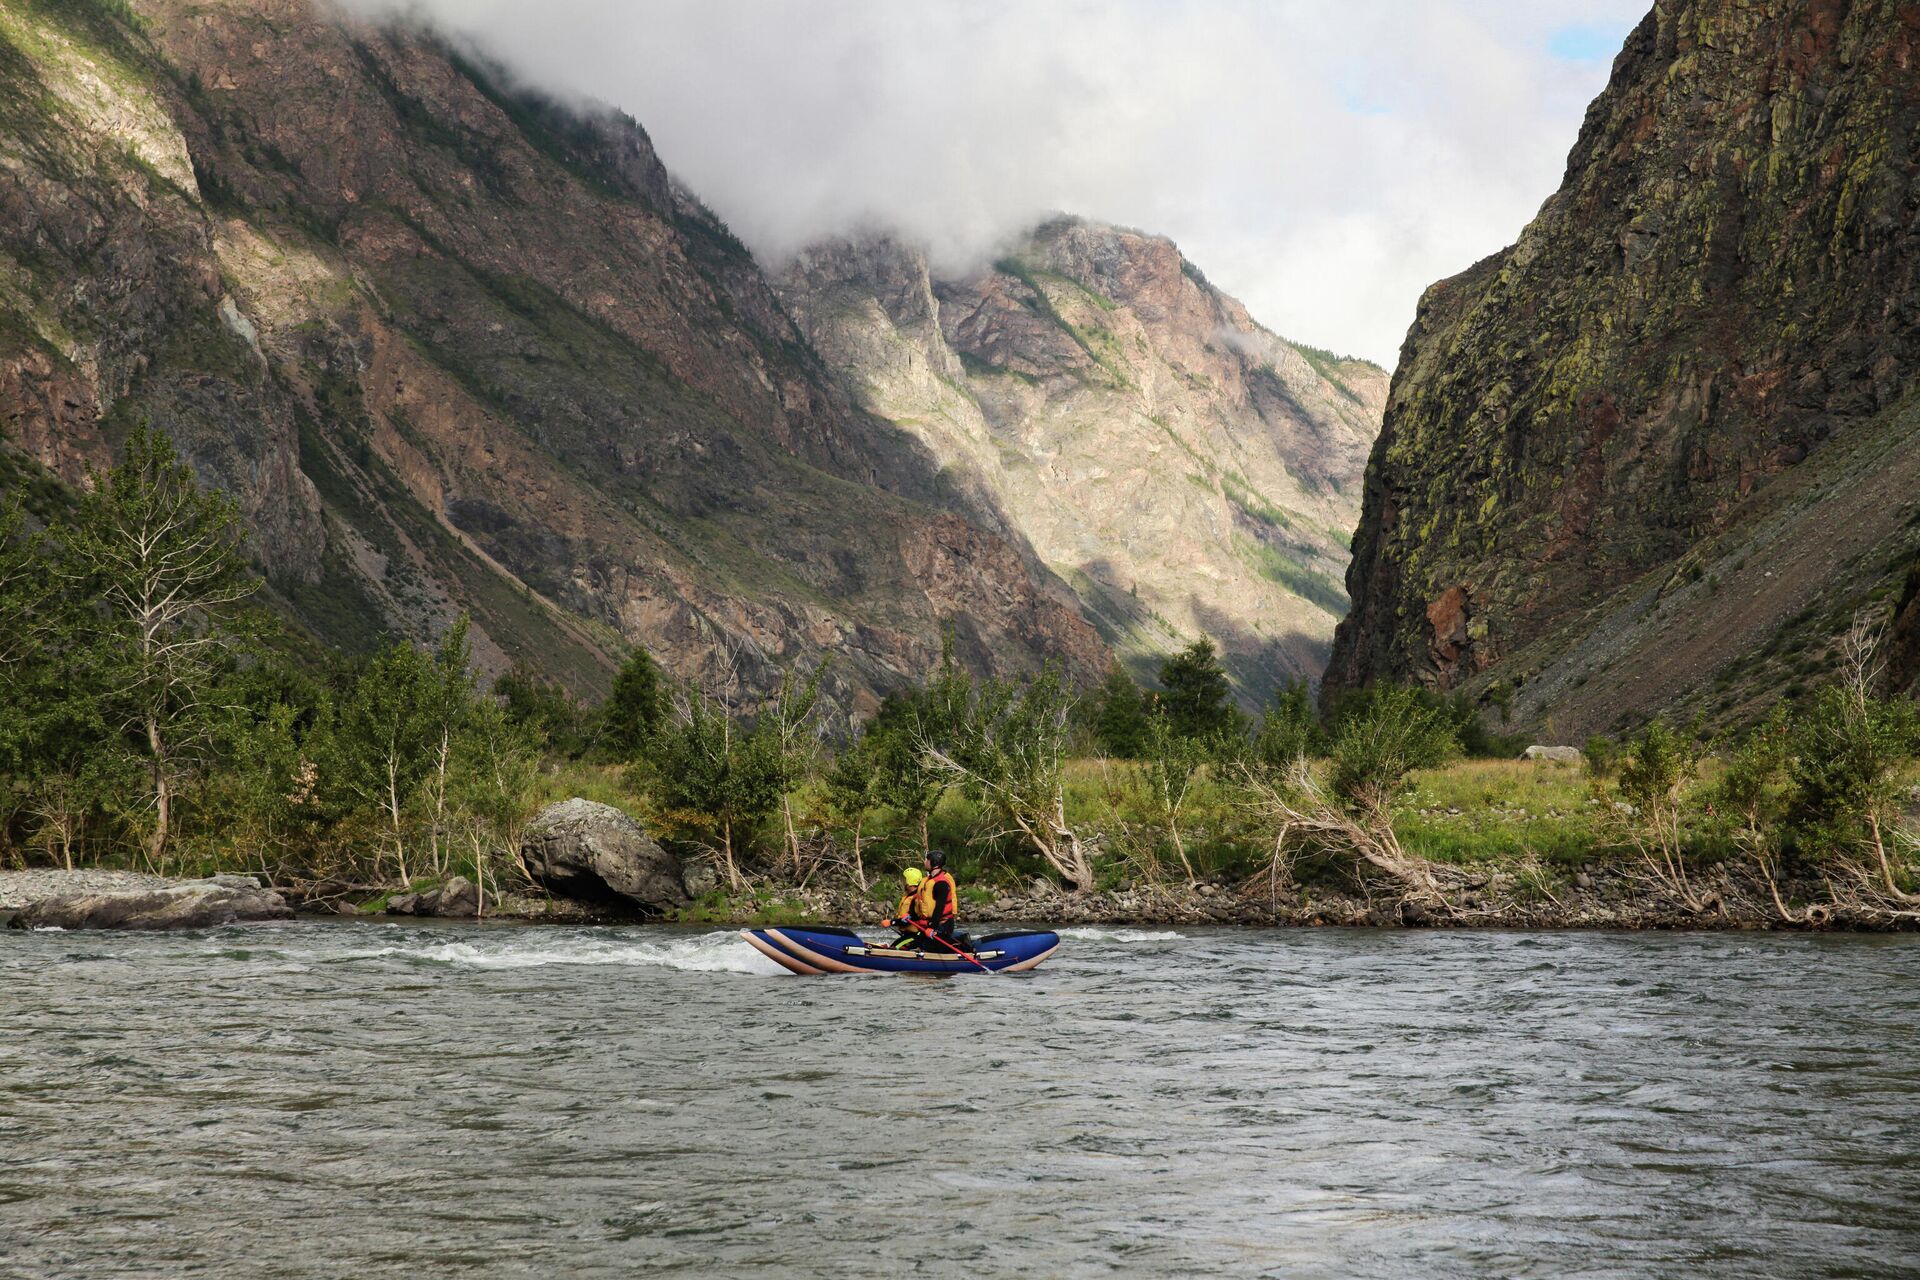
[1396,759,1602,865]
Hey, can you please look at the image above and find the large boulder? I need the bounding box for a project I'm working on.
[1522,745,1584,764]
[7,875,293,931]
[386,875,480,918]
[519,799,690,916]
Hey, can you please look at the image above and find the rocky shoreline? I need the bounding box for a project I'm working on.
[10,867,1907,934]
[697,872,1918,933]
[7,795,1913,934]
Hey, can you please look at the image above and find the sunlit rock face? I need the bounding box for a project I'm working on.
[1329,0,1920,733]
[777,218,1384,700]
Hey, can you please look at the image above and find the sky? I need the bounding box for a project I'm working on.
[344,0,1649,367]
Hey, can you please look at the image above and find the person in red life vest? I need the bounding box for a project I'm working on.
[918,848,959,948]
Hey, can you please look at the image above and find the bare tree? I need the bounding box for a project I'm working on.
[64,428,257,869]
[1239,755,1446,905]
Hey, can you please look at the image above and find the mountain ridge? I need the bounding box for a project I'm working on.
[1328,0,1920,731]
[775,216,1384,701]
[0,0,1110,712]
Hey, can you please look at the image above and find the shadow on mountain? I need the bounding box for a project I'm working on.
[1188,597,1333,709]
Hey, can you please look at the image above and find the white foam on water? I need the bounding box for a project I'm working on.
[293,929,785,976]
[1057,927,1181,943]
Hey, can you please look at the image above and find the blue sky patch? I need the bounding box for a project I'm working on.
[1548,22,1628,64]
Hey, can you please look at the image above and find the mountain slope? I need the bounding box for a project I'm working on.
[0,0,1104,707]
[776,221,1384,699]
[1328,0,1920,732]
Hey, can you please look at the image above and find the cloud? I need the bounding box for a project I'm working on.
[338,0,1650,367]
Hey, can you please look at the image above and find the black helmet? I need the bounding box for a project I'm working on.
[925,848,947,869]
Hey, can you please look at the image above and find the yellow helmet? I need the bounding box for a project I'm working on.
[902,867,925,887]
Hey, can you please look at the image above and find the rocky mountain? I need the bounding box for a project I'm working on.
[1328,0,1920,733]
[776,221,1384,700]
[0,0,1107,710]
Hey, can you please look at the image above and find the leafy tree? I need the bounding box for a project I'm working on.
[62,427,257,868]
[601,645,666,758]
[869,637,971,852]
[1140,714,1208,881]
[1327,684,1459,822]
[1615,719,1707,910]
[200,656,330,876]
[1581,734,1620,784]
[763,662,827,872]
[1090,662,1152,759]
[419,620,480,880]
[650,684,783,890]
[1241,683,1457,905]
[1251,678,1323,774]
[822,729,884,891]
[932,664,1093,889]
[1713,708,1810,921]
[334,632,450,883]
[495,660,589,757]
[1785,663,1920,892]
[448,696,540,914]
[1157,638,1241,741]
[0,496,61,849]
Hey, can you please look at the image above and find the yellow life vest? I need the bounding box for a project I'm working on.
[916,869,958,924]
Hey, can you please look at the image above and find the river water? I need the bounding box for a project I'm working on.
[4,923,1917,1278]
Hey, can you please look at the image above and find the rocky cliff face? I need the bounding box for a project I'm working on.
[0,0,1104,708]
[776,221,1384,698]
[1329,0,1920,731]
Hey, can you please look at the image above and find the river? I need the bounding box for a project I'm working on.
[3,922,1917,1278]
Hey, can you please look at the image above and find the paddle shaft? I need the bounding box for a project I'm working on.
[903,918,998,975]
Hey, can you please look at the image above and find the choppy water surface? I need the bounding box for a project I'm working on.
[4,923,1918,1278]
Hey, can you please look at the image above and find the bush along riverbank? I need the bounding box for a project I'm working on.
[2,430,1916,931]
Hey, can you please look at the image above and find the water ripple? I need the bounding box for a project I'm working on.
[3,922,1918,1277]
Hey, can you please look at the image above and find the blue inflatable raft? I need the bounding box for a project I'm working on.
[740,926,1060,975]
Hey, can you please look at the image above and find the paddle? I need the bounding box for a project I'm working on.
[901,917,999,976]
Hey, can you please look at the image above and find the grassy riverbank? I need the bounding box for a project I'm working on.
[444,751,1913,932]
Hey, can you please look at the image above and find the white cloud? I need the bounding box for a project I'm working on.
[339,0,1649,366]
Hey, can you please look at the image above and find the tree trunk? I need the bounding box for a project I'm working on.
[721,818,742,891]
[146,714,170,872]
[1868,812,1920,904]
[1168,816,1195,883]
[430,729,451,878]
[851,817,867,892]
[917,810,930,856]
[782,794,800,873]
[387,753,409,885]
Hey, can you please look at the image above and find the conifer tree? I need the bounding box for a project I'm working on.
[1090,661,1152,759]
[602,645,666,758]
[1157,638,1240,741]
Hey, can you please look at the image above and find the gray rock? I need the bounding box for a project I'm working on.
[682,860,720,899]
[519,798,690,917]
[8,878,293,931]
[387,875,482,917]
[1522,745,1584,763]
[435,875,479,917]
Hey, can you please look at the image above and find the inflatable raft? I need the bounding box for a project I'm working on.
[740,926,1060,975]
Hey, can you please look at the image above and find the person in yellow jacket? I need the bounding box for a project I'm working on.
[881,866,928,947]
